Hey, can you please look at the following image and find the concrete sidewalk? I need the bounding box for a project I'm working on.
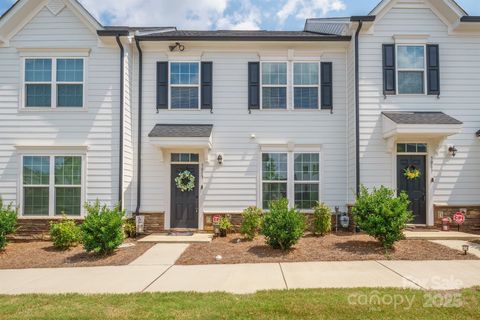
[1,260,479,295]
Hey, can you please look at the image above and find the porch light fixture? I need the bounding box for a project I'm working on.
[448,146,458,157]
[462,244,469,255]
[169,42,185,52]
[217,154,223,165]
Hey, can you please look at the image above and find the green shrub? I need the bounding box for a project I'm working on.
[0,198,17,251]
[124,218,136,238]
[81,201,125,255]
[352,185,413,250]
[49,218,81,250]
[312,202,332,236]
[218,216,233,231]
[240,206,263,241]
[262,198,306,251]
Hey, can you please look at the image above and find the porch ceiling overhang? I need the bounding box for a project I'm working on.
[148,124,213,150]
[382,112,463,139]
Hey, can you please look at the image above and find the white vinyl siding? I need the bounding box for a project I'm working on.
[0,5,120,209]
[358,1,480,215]
[136,49,347,218]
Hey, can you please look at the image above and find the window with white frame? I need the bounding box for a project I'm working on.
[262,153,288,209]
[22,155,83,216]
[170,62,200,109]
[24,58,85,108]
[293,63,319,109]
[294,153,320,209]
[261,151,320,210]
[397,45,425,94]
[261,62,287,109]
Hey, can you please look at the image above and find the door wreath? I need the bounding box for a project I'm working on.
[404,165,421,180]
[175,170,195,192]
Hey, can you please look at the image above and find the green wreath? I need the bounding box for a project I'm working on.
[404,165,421,180]
[175,170,195,192]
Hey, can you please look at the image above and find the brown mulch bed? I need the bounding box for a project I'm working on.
[176,232,479,265]
[0,239,155,269]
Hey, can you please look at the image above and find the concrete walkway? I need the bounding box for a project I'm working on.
[1,260,479,295]
[430,240,480,258]
[404,230,480,241]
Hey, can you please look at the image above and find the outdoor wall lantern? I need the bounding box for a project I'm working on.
[462,244,470,255]
[217,154,224,165]
[169,42,185,52]
[448,146,458,157]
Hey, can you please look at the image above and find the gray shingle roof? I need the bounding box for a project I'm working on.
[136,30,351,41]
[149,124,213,138]
[382,112,463,125]
[304,18,350,36]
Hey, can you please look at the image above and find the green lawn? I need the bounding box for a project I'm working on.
[0,288,478,320]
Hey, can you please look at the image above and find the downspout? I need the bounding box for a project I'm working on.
[115,35,125,210]
[134,38,143,215]
[354,21,363,197]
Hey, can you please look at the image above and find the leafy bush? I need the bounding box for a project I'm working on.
[49,218,81,250]
[124,218,137,238]
[262,198,306,251]
[81,201,125,255]
[240,207,263,241]
[352,185,413,250]
[218,216,233,231]
[0,198,17,251]
[312,202,332,236]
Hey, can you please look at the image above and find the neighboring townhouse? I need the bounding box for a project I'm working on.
[0,0,479,235]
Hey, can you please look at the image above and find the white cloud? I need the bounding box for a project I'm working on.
[277,0,346,23]
[76,0,346,30]
[78,0,261,30]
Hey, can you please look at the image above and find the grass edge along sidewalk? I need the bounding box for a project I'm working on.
[0,287,479,320]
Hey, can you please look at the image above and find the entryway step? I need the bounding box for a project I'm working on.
[138,233,213,243]
[404,230,480,241]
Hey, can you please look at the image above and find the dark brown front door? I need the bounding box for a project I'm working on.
[171,164,199,229]
[397,155,427,224]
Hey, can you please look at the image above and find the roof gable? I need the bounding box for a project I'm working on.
[369,0,466,30]
[0,0,103,44]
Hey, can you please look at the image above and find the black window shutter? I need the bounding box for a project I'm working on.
[248,62,260,110]
[156,62,168,109]
[382,44,396,95]
[321,62,333,109]
[201,62,213,110]
[427,44,440,95]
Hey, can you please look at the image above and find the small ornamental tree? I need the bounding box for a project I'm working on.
[240,206,263,241]
[312,202,332,236]
[81,201,125,255]
[0,198,17,251]
[353,185,413,250]
[262,198,306,251]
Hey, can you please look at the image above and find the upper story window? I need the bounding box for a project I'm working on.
[261,62,287,109]
[293,62,319,109]
[24,58,85,109]
[397,46,425,94]
[170,62,200,109]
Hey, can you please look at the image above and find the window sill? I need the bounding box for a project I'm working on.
[18,216,85,220]
[251,109,333,112]
[19,107,88,113]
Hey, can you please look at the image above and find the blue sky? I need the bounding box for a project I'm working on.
[1,0,480,30]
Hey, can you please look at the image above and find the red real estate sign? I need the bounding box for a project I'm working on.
[453,212,466,225]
